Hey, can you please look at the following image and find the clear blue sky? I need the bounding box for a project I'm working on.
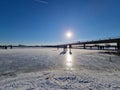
[0,0,120,45]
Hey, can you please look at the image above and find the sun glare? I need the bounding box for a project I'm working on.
[66,49,73,68]
[66,54,72,67]
[66,32,72,38]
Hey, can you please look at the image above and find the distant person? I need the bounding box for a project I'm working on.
[63,45,67,52]
[69,44,72,54]
[60,45,67,55]
[57,46,59,50]
[5,46,7,49]
[10,45,12,49]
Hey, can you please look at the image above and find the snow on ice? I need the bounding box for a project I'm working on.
[0,48,120,90]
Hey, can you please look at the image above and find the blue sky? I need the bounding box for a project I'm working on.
[0,0,120,45]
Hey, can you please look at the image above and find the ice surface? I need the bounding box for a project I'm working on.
[0,48,120,90]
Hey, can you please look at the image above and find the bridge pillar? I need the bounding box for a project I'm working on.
[102,46,104,50]
[117,42,120,50]
[115,46,117,50]
[90,46,92,49]
[98,46,100,50]
[83,44,86,49]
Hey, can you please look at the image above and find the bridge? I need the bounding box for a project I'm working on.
[1,37,120,51]
[56,37,120,51]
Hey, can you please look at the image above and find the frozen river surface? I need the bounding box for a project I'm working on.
[0,48,120,90]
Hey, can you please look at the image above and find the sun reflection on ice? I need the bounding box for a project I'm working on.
[66,54,72,66]
[66,49,73,70]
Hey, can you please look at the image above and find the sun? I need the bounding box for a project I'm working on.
[66,32,72,38]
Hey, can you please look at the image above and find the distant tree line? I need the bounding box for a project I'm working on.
[0,45,12,49]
